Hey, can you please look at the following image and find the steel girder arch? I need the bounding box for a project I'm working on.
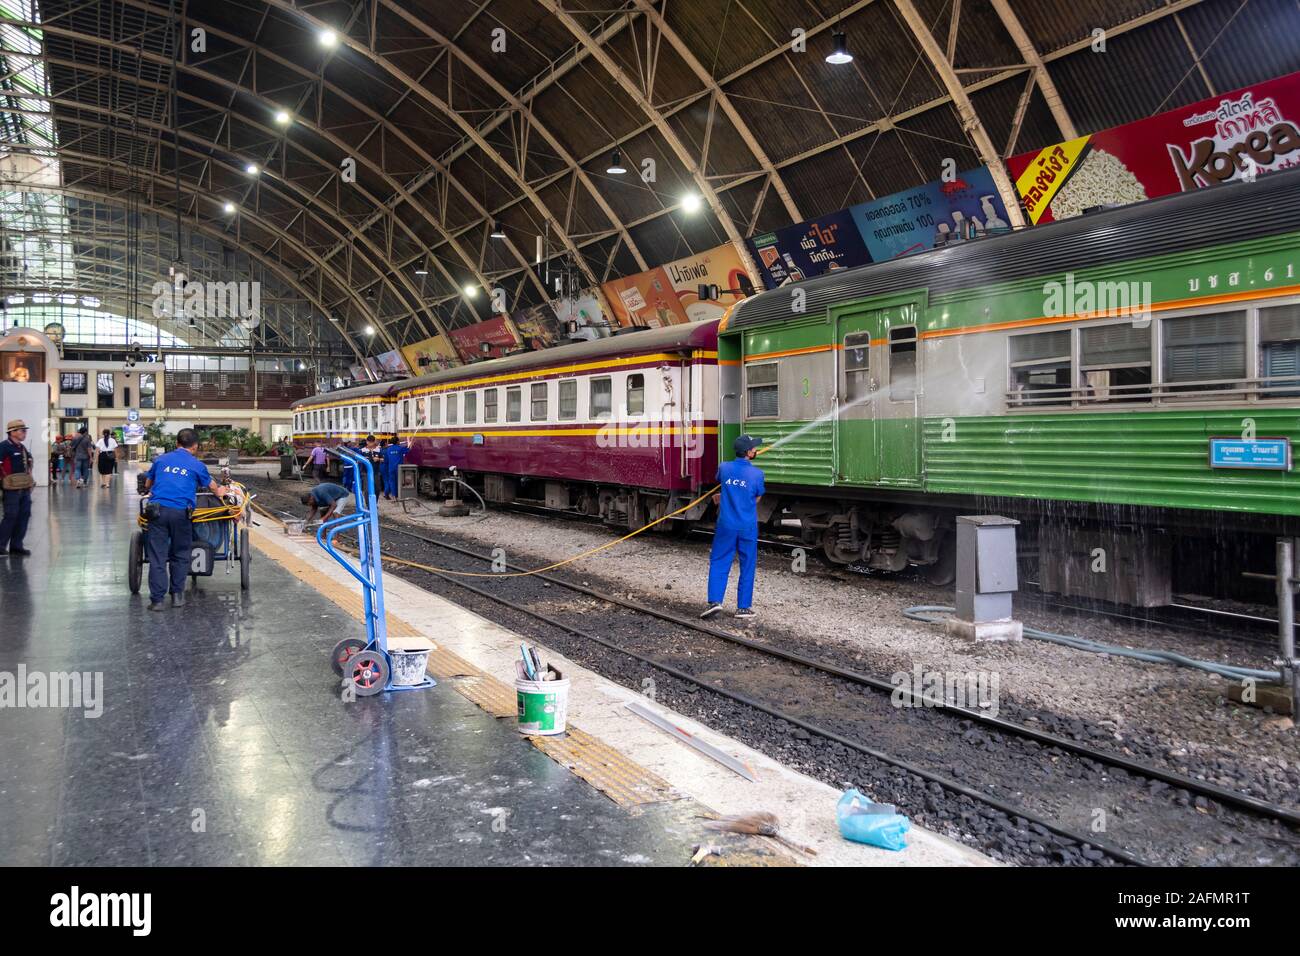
[538,0,760,283]
[891,0,1025,228]
[92,0,577,313]
[0,85,450,347]
[2,181,372,363]
[626,0,802,224]
[337,0,651,273]
[260,0,628,318]
[45,150,404,352]
[1,33,457,345]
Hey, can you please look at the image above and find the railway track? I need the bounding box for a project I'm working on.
[248,480,1300,866]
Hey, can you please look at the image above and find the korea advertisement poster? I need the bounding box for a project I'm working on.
[1006,70,1300,224]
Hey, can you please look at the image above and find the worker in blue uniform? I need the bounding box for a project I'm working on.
[702,434,765,620]
[363,435,384,496]
[381,438,408,500]
[143,428,230,611]
[0,419,35,556]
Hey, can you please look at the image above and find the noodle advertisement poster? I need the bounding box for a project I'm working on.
[1007,69,1300,224]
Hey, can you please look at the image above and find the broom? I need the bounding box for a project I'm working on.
[701,811,817,856]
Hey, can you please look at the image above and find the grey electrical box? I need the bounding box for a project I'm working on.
[396,463,420,501]
[949,515,1022,642]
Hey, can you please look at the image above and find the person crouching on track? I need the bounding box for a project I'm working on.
[143,428,231,612]
[381,438,408,500]
[301,482,353,523]
[701,434,766,620]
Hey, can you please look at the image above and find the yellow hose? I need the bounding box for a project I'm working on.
[253,485,719,579]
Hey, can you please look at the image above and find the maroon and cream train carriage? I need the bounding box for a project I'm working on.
[290,381,398,478]
[394,320,722,529]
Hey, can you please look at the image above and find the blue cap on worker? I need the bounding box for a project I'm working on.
[733,433,765,457]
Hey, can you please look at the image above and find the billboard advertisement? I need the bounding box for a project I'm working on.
[601,266,692,328]
[511,302,563,350]
[375,349,410,376]
[551,289,609,337]
[447,315,519,361]
[748,209,873,289]
[400,333,459,374]
[662,242,754,323]
[1007,70,1300,224]
[849,165,1012,260]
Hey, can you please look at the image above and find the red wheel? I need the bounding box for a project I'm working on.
[346,650,389,697]
[331,637,367,676]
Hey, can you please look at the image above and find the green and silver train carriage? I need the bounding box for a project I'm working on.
[720,168,1300,606]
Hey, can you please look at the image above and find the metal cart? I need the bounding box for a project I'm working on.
[129,481,253,594]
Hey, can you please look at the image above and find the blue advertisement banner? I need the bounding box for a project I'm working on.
[747,209,874,290]
[849,166,1012,261]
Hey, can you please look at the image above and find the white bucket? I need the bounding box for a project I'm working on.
[283,518,306,535]
[515,673,569,735]
[389,648,431,686]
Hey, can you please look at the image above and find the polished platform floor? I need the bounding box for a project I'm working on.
[0,473,693,866]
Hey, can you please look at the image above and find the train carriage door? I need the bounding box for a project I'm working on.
[836,311,878,485]
[835,301,922,487]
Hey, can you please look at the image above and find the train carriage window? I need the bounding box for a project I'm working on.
[328,409,335,431]
[1161,311,1246,394]
[402,400,411,429]
[1009,330,1072,406]
[626,374,645,416]
[888,326,917,403]
[429,395,440,425]
[506,386,522,422]
[1081,323,1152,403]
[746,363,779,418]
[465,391,478,424]
[1260,304,1300,397]
[447,392,459,425]
[590,377,612,419]
[558,380,577,421]
[483,388,498,423]
[531,383,548,421]
[844,332,871,405]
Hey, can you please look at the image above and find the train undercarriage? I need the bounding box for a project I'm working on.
[401,465,1286,610]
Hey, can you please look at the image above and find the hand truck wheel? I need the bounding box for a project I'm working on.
[331,637,368,676]
[346,649,389,697]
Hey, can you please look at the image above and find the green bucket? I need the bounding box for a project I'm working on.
[515,673,569,736]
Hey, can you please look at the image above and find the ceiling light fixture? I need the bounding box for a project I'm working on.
[490,221,505,239]
[319,28,338,48]
[680,192,702,214]
[364,325,375,336]
[222,201,236,214]
[414,266,428,276]
[826,31,853,65]
[606,149,627,175]
[245,163,259,175]
[274,110,290,125]
[463,284,478,298]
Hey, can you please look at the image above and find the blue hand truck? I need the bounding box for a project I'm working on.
[319,446,435,696]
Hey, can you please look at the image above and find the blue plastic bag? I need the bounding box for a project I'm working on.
[837,789,910,851]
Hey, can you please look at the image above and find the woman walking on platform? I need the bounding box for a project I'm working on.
[95,429,118,489]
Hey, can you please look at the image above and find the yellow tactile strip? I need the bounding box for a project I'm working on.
[531,727,678,808]
[253,527,680,809]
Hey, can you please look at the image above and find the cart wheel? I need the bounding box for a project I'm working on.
[128,531,144,594]
[331,637,367,676]
[346,649,389,697]
[239,528,251,590]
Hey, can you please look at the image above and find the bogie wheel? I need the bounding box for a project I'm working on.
[239,528,251,590]
[128,531,144,594]
[331,637,368,676]
[346,650,389,697]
